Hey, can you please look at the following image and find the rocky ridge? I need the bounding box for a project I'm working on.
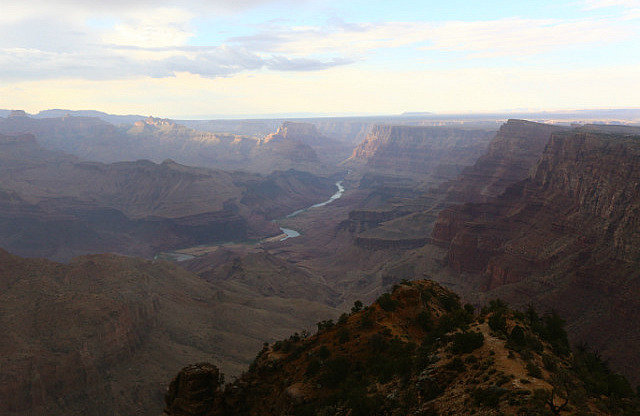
[164,280,639,415]
[0,115,342,174]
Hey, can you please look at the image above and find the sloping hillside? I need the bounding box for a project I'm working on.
[165,280,639,415]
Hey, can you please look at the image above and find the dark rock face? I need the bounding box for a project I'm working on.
[349,125,494,179]
[165,363,222,416]
[432,128,640,383]
[444,119,566,203]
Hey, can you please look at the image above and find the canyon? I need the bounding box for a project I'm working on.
[1,109,639,413]
[0,131,336,261]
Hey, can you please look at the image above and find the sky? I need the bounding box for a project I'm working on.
[1,0,639,118]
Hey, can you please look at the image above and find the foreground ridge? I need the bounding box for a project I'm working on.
[165,280,639,415]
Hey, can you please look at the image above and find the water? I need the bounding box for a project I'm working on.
[279,227,301,241]
[279,180,344,240]
[158,180,345,258]
[285,181,344,219]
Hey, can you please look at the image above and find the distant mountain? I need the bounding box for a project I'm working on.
[0,114,340,174]
[33,109,146,124]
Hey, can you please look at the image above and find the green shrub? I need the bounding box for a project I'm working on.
[440,293,461,312]
[317,345,331,360]
[306,359,321,377]
[317,319,335,333]
[337,328,350,344]
[526,361,542,378]
[319,356,351,387]
[451,331,484,354]
[472,385,508,407]
[377,293,398,311]
[369,333,388,353]
[488,312,507,333]
[416,310,433,331]
[359,311,374,329]
[542,353,557,372]
[351,300,363,314]
[509,325,526,346]
[445,357,466,372]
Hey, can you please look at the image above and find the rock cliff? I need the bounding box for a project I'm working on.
[443,119,566,203]
[349,125,494,181]
[260,121,352,167]
[432,126,640,383]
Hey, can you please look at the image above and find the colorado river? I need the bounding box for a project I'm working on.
[279,180,344,240]
[156,180,345,259]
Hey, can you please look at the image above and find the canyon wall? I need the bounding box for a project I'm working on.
[349,125,494,180]
[432,127,640,383]
[443,119,566,203]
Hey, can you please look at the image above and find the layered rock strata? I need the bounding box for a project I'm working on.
[432,127,640,383]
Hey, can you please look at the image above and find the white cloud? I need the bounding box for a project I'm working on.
[102,8,195,48]
[232,16,635,60]
[230,21,433,56]
[423,17,633,57]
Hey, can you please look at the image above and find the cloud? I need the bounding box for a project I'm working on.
[230,21,432,56]
[0,0,298,22]
[582,0,640,9]
[422,17,633,57]
[102,8,194,48]
[266,56,355,71]
[231,15,635,60]
[0,1,637,84]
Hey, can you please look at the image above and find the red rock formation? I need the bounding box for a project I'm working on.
[432,126,640,383]
[444,119,566,203]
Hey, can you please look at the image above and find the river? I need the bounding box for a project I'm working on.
[155,180,345,259]
[279,180,344,241]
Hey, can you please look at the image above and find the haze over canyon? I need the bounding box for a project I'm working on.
[0,108,639,415]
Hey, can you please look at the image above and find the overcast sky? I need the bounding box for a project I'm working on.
[1,0,639,118]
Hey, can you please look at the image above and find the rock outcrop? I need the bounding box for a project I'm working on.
[260,121,353,167]
[432,126,640,383]
[164,363,223,416]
